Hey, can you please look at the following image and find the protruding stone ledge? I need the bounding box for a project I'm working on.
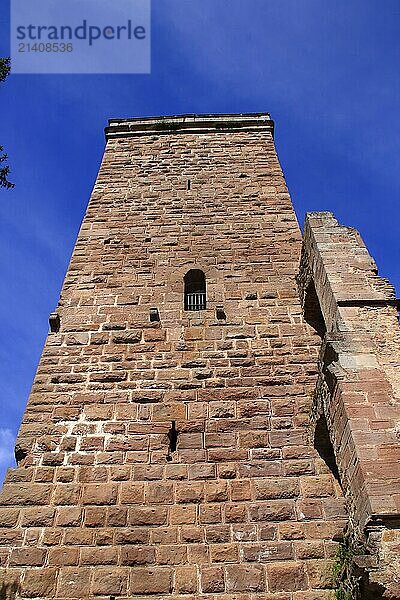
[105,112,274,140]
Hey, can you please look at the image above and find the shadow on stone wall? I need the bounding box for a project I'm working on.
[0,582,19,600]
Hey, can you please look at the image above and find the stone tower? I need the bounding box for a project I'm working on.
[1,113,399,599]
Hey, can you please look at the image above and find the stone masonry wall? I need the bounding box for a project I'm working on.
[0,115,347,599]
[299,212,400,598]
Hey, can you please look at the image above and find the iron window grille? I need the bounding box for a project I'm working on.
[184,269,206,311]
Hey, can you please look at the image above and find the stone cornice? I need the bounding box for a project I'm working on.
[105,112,274,140]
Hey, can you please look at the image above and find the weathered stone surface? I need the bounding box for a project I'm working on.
[299,212,400,596]
[2,113,397,598]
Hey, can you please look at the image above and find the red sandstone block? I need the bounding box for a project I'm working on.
[81,546,118,565]
[208,448,249,462]
[91,567,128,596]
[35,467,56,483]
[84,404,113,420]
[174,565,198,593]
[210,543,238,562]
[107,506,128,527]
[60,437,77,452]
[143,328,166,342]
[109,465,131,481]
[84,507,107,527]
[130,390,163,403]
[48,547,79,566]
[106,436,148,452]
[10,547,46,566]
[178,449,207,463]
[55,467,75,483]
[178,433,204,449]
[205,433,236,447]
[165,464,189,480]
[300,475,335,498]
[230,479,252,501]
[270,429,308,447]
[80,436,105,451]
[205,480,229,502]
[218,463,237,479]
[232,524,257,542]
[120,545,155,565]
[42,529,63,546]
[130,566,172,594]
[297,499,323,520]
[322,497,347,520]
[295,541,325,560]
[253,477,300,500]
[237,400,270,418]
[131,463,164,482]
[180,526,205,543]
[259,524,278,540]
[205,525,231,543]
[306,559,335,588]
[293,592,336,599]
[199,504,222,524]
[243,542,293,562]
[0,508,19,527]
[225,503,247,522]
[152,402,186,421]
[239,431,270,448]
[283,459,315,477]
[69,452,96,466]
[170,504,197,525]
[303,520,346,540]
[201,565,225,593]
[0,483,52,506]
[58,567,92,598]
[20,507,55,527]
[120,483,145,504]
[63,528,94,545]
[248,500,295,522]
[156,544,188,565]
[21,568,57,598]
[53,484,81,506]
[145,482,174,504]
[82,484,118,505]
[129,506,168,526]
[150,526,179,544]
[209,401,236,418]
[187,543,210,564]
[95,528,113,546]
[176,482,204,503]
[226,564,265,592]
[0,528,24,545]
[267,562,307,592]
[238,460,282,478]
[115,527,150,544]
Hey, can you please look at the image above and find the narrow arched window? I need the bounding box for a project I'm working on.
[184,269,206,311]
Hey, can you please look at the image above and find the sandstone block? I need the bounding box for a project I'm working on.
[130,566,172,594]
[226,564,264,592]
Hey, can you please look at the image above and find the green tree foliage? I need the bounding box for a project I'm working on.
[0,57,14,190]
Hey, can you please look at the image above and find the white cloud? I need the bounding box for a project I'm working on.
[0,428,16,469]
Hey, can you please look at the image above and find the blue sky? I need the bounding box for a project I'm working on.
[0,0,399,483]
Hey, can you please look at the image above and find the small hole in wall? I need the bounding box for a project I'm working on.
[167,421,178,461]
[187,179,191,190]
[14,444,27,466]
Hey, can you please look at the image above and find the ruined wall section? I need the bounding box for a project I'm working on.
[299,211,400,598]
